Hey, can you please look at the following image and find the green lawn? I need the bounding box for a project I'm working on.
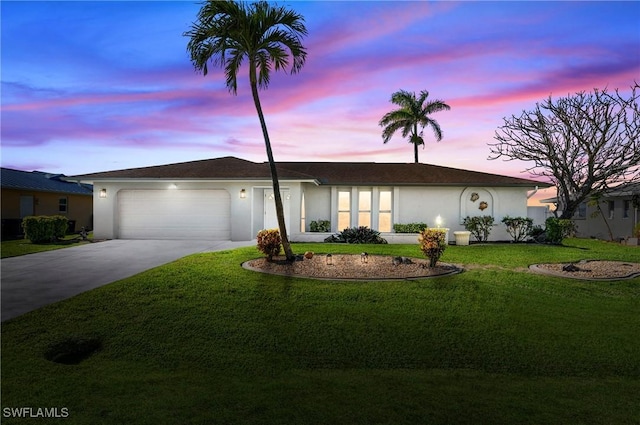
[1,233,94,259]
[1,239,639,424]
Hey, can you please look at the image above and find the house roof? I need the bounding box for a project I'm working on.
[540,182,640,204]
[1,167,93,195]
[605,182,640,197]
[68,156,549,188]
[68,157,317,181]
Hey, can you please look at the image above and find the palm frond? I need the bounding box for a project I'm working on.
[379,87,451,161]
[184,0,307,94]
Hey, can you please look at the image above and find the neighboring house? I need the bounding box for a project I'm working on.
[543,182,640,241]
[1,167,93,239]
[66,156,549,242]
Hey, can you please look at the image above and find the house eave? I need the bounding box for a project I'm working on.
[1,186,93,196]
[64,177,320,185]
[325,182,548,188]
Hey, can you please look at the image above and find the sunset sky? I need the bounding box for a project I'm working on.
[2,1,639,204]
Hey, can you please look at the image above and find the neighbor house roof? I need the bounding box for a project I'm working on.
[540,181,640,204]
[68,156,549,188]
[604,182,640,197]
[1,167,93,195]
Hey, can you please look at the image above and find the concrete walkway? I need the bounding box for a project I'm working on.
[1,239,253,321]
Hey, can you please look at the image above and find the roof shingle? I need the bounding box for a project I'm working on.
[68,156,549,188]
[1,168,93,195]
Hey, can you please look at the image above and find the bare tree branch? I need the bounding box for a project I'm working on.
[488,83,640,218]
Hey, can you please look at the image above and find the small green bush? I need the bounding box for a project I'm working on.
[633,222,640,238]
[309,219,331,232]
[418,228,447,267]
[256,229,282,260]
[21,215,69,243]
[544,217,575,245]
[393,222,428,233]
[501,216,534,243]
[324,226,388,244]
[529,225,546,242]
[463,215,495,242]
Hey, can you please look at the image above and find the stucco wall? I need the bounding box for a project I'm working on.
[574,200,640,240]
[92,180,303,241]
[293,185,532,242]
[396,186,529,241]
[1,188,93,230]
[93,181,253,240]
[302,184,331,231]
[91,180,534,242]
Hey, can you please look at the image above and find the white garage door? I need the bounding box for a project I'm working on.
[118,190,230,240]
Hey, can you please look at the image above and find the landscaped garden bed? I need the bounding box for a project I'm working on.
[530,260,640,280]
[244,254,461,280]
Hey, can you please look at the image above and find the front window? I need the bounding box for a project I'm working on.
[379,190,392,232]
[338,191,351,231]
[623,200,630,219]
[575,202,586,219]
[358,190,371,227]
[59,197,68,214]
[608,201,615,219]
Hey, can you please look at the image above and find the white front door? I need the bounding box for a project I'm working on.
[264,190,290,231]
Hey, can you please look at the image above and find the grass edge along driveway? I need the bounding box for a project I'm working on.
[2,239,639,425]
[1,234,95,259]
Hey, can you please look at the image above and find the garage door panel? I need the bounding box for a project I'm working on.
[118,190,230,240]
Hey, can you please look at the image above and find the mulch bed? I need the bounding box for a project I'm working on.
[530,260,640,280]
[243,254,461,281]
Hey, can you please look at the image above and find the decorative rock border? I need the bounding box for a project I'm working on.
[242,254,462,281]
[529,260,640,281]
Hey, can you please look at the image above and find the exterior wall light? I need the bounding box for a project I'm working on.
[168,183,178,189]
[240,189,247,199]
[99,189,107,198]
[435,215,443,228]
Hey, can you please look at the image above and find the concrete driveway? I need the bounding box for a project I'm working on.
[1,239,253,321]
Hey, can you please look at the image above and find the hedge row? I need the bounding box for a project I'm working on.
[22,215,69,243]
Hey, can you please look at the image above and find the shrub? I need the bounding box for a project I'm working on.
[501,216,534,243]
[634,222,640,238]
[324,226,388,244]
[463,215,495,242]
[309,219,331,232]
[256,229,282,260]
[418,229,447,267]
[544,217,575,245]
[529,225,546,242]
[21,215,69,243]
[393,222,428,233]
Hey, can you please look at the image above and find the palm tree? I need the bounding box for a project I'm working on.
[379,89,451,163]
[185,0,307,261]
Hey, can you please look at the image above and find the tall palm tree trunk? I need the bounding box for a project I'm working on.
[413,123,419,163]
[249,68,295,261]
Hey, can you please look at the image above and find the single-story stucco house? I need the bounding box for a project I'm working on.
[66,156,550,242]
[1,167,93,239]
[542,182,640,241]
